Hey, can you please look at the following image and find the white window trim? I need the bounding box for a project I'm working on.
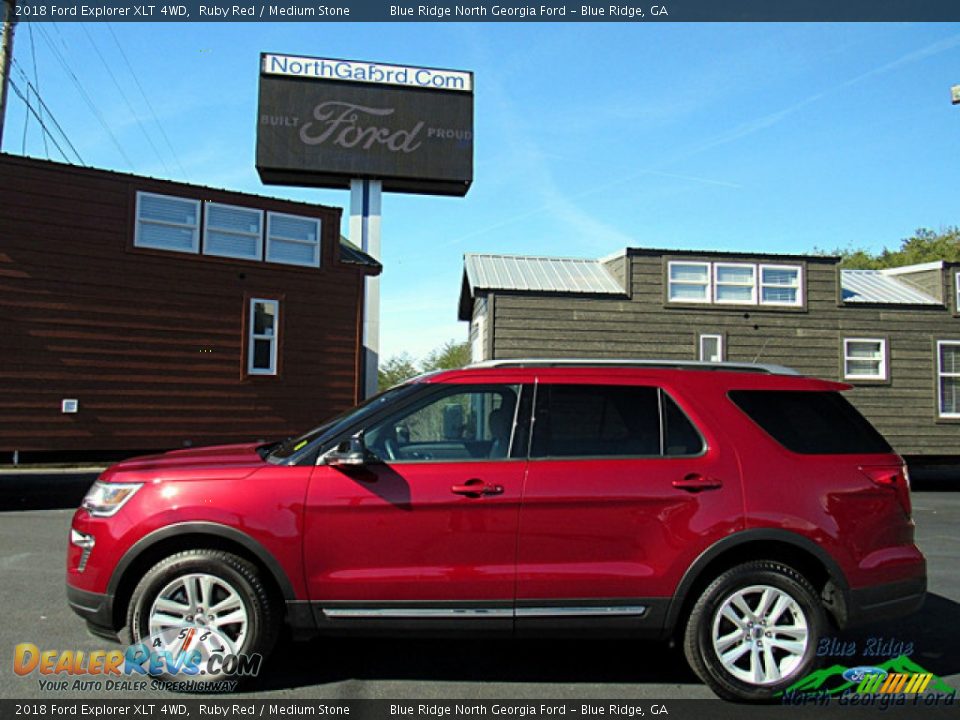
[955,272,960,314]
[248,298,279,376]
[667,261,711,304]
[699,334,724,363]
[471,313,486,363]
[759,263,804,307]
[713,262,757,305]
[266,212,322,268]
[937,340,960,419]
[843,338,887,381]
[134,191,200,254]
[203,202,264,261]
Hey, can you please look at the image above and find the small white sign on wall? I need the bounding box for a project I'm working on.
[61,399,79,414]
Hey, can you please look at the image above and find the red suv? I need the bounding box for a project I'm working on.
[67,360,925,701]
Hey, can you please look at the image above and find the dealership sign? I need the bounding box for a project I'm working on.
[256,53,474,196]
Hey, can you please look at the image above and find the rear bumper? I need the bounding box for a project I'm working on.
[66,584,118,640]
[847,575,926,627]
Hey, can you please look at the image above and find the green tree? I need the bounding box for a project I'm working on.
[377,340,471,391]
[422,339,471,372]
[817,227,960,269]
[377,352,419,391]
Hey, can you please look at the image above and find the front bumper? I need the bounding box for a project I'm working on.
[66,584,118,641]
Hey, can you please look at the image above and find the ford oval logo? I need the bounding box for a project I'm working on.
[843,666,888,683]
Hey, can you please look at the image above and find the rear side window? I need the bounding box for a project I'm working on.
[729,390,892,455]
[531,384,705,459]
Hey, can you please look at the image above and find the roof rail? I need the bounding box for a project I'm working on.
[466,358,800,375]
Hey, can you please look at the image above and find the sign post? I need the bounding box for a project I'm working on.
[350,178,382,398]
[256,53,474,398]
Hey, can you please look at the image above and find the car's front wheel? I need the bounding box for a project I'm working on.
[126,549,279,683]
[683,561,825,702]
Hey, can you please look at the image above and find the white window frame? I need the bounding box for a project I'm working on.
[248,298,279,376]
[713,263,757,305]
[759,264,803,307]
[843,338,887,381]
[667,261,711,304]
[937,340,960,419]
[134,191,200,254]
[955,272,960,314]
[471,313,486,364]
[699,334,724,363]
[202,202,264,261]
[266,212,322,268]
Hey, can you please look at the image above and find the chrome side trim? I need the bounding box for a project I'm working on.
[322,607,513,619]
[515,606,647,618]
[321,606,646,619]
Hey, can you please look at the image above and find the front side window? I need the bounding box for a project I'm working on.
[530,384,704,459]
[266,212,321,267]
[248,298,279,376]
[760,264,802,306]
[668,262,710,302]
[714,263,757,304]
[204,203,263,260]
[364,385,521,462]
[134,192,200,253]
[938,341,960,418]
[843,338,887,381]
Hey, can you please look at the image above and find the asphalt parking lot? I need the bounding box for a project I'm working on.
[0,476,958,703]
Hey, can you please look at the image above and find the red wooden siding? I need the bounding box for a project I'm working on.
[0,154,375,454]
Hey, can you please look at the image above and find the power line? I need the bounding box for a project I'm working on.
[80,23,171,176]
[8,77,78,166]
[35,23,136,171]
[105,23,189,180]
[11,58,85,165]
[28,22,49,158]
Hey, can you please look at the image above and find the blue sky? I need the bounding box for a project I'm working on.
[4,22,960,360]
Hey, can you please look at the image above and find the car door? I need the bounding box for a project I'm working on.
[515,377,743,631]
[303,382,530,629]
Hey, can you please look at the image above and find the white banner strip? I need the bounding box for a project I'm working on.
[262,54,473,93]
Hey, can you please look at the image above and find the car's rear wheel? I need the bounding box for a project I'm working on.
[126,549,279,684]
[683,561,824,702]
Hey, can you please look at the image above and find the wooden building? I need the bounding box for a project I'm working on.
[459,249,960,464]
[0,154,379,460]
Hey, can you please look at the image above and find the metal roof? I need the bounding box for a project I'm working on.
[464,253,624,295]
[338,236,381,269]
[840,270,940,305]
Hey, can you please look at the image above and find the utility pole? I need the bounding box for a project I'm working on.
[0,0,17,151]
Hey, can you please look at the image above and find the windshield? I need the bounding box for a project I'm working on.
[266,383,420,463]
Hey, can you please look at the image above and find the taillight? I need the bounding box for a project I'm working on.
[859,464,912,517]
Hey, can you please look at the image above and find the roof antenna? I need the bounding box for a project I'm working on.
[752,336,771,364]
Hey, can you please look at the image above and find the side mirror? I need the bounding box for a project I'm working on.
[324,434,371,467]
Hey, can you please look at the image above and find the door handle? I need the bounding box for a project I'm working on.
[451,478,504,497]
[672,473,723,492]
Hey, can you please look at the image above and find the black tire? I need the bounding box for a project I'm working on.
[683,561,825,702]
[126,549,279,684]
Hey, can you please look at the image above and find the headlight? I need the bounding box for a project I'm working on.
[81,481,142,517]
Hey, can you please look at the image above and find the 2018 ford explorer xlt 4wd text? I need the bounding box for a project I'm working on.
[66,360,926,701]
